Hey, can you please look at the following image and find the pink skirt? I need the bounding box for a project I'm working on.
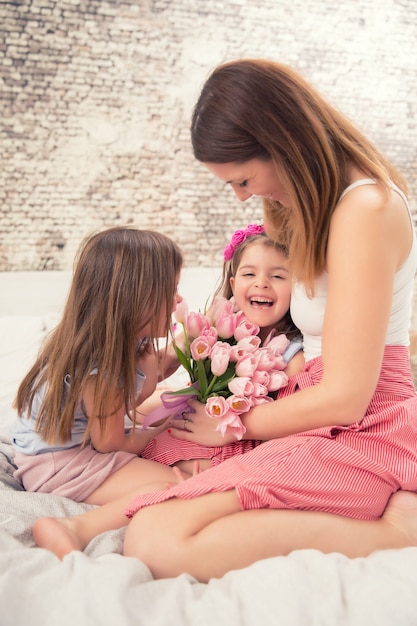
[126,346,417,521]
[14,445,137,502]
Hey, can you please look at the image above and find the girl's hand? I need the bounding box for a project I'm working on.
[168,399,237,446]
[171,461,201,482]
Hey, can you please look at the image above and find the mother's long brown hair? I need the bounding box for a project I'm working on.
[15,227,183,444]
[191,59,406,291]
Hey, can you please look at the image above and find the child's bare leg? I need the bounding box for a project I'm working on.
[33,488,143,559]
[124,490,417,582]
[33,460,188,560]
[84,457,184,505]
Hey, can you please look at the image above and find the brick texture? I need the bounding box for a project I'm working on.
[1,0,416,272]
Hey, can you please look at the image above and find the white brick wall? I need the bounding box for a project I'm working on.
[1,0,416,273]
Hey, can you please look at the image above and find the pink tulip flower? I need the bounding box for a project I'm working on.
[205,395,230,419]
[210,342,231,376]
[174,299,189,325]
[190,336,212,360]
[186,312,211,339]
[234,319,260,341]
[165,294,293,441]
[215,310,237,339]
[263,333,290,355]
[200,326,219,347]
[228,376,254,397]
[210,295,235,322]
[227,395,251,414]
[273,354,287,371]
[256,348,276,371]
[252,382,268,397]
[215,410,246,439]
[235,353,259,377]
[252,369,269,386]
[250,395,274,406]
[232,335,262,357]
[267,370,289,392]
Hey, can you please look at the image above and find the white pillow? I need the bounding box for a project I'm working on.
[0,316,54,407]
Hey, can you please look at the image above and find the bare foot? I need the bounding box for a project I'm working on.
[382,490,417,547]
[32,517,84,560]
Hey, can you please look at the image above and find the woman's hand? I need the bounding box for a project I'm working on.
[168,399,237,446]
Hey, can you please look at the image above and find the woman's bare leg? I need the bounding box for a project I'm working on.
[124,490,417,582]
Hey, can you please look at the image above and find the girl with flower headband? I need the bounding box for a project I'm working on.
[31,223,304,557]
[138,222,303,472]
[217,222,300,343]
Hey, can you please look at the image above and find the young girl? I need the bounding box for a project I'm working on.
[11,226,186,505]
[139,222,303,470]
[31,223,304,557]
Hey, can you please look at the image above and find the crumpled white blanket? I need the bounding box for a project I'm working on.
[1,286,417,626]
[1,419,417,626]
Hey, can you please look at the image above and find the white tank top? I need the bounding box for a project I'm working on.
[291,179,417,362]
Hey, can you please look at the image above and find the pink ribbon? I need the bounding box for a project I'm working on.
[141,388,198,429]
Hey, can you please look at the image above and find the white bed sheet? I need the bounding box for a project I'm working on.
[1,271,417,626]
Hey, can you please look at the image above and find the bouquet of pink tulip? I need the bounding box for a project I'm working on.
[167,296,290,440]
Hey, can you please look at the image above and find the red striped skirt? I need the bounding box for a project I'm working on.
[126,346,417,521]
[141,428,258,467]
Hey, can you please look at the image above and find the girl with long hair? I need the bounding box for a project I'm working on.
[12,226,185,505]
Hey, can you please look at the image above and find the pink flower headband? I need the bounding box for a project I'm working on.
[223,223,265,261]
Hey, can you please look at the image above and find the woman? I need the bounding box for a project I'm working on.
[122,59,417,582]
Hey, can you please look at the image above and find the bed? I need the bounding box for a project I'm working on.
[1,270,417,626]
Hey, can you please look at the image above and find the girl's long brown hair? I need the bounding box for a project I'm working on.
[191,59,407,292]
[15,227,183,444]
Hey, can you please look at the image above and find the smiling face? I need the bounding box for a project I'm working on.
[203,158,291,207]
[230,240,292,341]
